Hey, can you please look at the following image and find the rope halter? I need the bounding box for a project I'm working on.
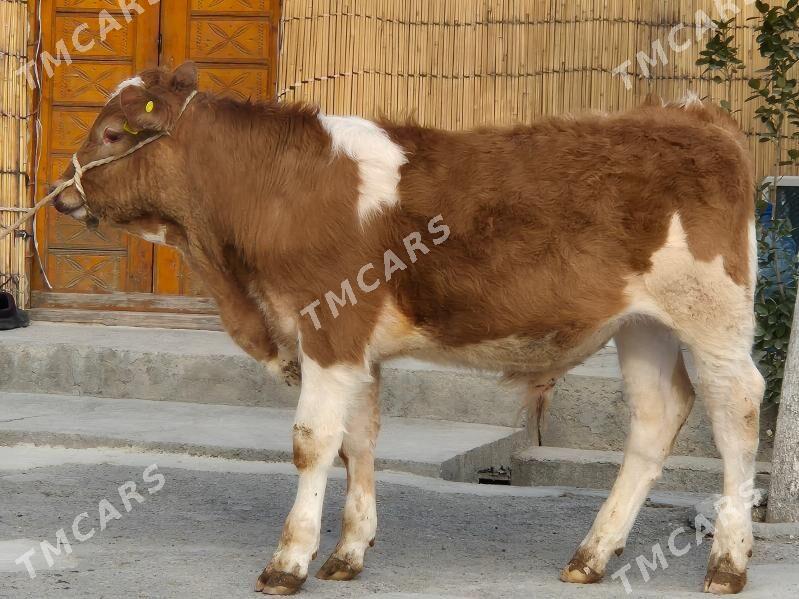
[0,89,198,242]
[69,89,199,215]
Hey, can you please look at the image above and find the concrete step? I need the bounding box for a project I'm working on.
[0,392,522,482]
[511,446,772,494]
[0,323,525,428]
[0,323,776,460]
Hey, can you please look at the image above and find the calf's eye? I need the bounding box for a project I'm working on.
[103,128,122,144]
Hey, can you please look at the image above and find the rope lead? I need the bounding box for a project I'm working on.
[0,90,198,242]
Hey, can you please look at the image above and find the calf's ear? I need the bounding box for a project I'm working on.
[171,61,198,93]
[119,85,170,132]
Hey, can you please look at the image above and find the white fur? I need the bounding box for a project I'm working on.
[68,206,88,221]
[623,213,755,347]
[137,225,168,246]
[562,212,762,579]
[268,354,373,578]
[324,371,380,570]
[571,322,693,573]
[318,114,407,222]
[109,76,144,100]
[678,90,702,108]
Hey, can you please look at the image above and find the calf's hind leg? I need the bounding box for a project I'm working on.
[561,321,695,583]
[631,213,764,593]
[316,367,381,581]
[689,349,763,594]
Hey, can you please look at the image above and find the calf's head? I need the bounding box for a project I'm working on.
[50,62,198,237]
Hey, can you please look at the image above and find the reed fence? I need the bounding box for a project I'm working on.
[277,0,799,180]
[0,0,31,307]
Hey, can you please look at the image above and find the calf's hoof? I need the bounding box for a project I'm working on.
[704,567,747,595]
[255,568,305,595]
[703,553,748,595]
[560,556,603,584]
[315,555,361,581]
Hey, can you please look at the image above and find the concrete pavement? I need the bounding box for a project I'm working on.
[0,446,797,598]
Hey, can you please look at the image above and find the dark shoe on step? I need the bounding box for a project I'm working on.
[0,291,30,331]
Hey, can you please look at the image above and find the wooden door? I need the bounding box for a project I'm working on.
[156,0,279,296]
[31,0,280,324]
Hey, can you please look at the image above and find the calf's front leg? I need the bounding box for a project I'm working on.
[257,354,374,595]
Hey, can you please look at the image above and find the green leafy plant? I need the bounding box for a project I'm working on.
[749,0,799,404]
[697,2,799,404]
[748,0,799,214]
[754,192,798,403]
[696,17,745,112]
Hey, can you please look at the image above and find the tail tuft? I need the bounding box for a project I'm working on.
[524,378,556,446]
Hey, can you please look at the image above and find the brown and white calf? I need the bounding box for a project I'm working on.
[51,62,763,595]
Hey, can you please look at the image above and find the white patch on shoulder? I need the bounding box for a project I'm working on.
[137,225,168,245]
[318,114,407,222]
[110,76,144,100]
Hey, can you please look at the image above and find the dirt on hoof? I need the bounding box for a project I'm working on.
[704,568,747,594]
[315,555,361,581]
[703,554,748,595]
[255,569,306,595]
[559,554,603,584]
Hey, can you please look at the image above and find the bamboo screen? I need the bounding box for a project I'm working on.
[277,0,799,180]
[0,0,30,307]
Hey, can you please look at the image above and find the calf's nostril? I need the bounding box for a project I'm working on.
[52,197,69,214]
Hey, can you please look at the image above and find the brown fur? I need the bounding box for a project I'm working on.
[52,65,754,373]
[380,100,751,353]
[292,424,315,470]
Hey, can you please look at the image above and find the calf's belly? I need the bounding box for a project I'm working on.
[370,303,621,375]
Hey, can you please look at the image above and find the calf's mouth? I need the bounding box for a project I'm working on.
[49,183,99,228]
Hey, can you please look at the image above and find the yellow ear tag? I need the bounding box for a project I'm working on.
[123,122,140,135]
[145,100,155,113]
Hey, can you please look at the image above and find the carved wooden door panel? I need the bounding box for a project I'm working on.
[156,0,279,296]
[32,0,280,320]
